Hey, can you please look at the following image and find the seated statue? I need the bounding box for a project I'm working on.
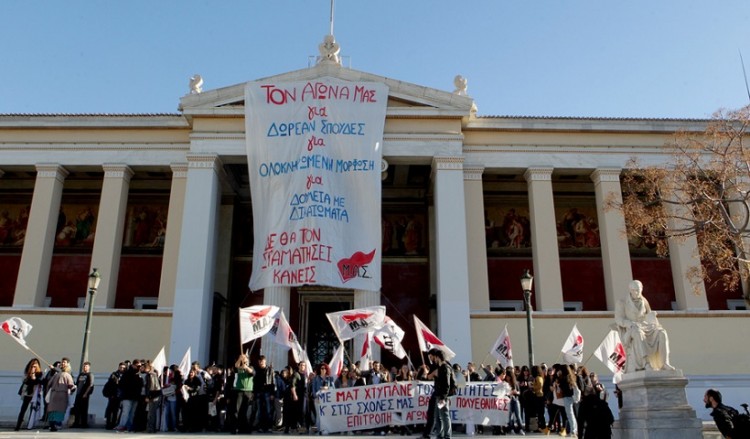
[614,280,675,372]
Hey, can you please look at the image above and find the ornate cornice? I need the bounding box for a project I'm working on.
[523,167,553,182]
[35,164,69,182]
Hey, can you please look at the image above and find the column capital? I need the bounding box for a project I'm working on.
[591,168,622,184]
[463,166,485,181]
[102,164,134,182]
[432,156,464,171]
[170,162,189,179]
[35,164,69,181]
[187,153,223,170]
[523,167,553,182]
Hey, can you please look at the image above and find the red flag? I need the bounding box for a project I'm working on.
[413,315,456,361]
[328,344,345,378]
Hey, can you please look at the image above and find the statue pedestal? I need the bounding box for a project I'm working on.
[613,370,702,439]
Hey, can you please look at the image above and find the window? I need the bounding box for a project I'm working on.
[727,299,747,310]
[133,297,158,310]
[489,300,524,311]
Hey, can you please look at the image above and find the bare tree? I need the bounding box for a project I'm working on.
[618,106,750,305]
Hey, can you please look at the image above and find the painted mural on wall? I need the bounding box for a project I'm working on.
[55,204,98,247]
[0,204,30,247]
[122,204,168,248]
[381,212,427,256]
[485,198,602,253]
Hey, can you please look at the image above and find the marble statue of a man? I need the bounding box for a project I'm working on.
[614,280,675,373]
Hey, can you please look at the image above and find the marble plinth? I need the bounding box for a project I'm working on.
[613,369,703,439]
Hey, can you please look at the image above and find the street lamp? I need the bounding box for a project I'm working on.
[520,269,535,367]
[79,268,101,373]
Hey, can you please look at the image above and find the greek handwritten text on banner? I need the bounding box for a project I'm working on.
[245,79,389,291]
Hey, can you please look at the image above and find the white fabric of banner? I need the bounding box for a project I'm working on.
[245,78,389,291]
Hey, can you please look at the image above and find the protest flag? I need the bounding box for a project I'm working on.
[239,305,281,343]
[1,317,33,349]
[178,347,191,378]
[561,324,584,364]
[593,330,627,382]
[489,325,514,368]
[413,315,456,361]
[373,317,407,359]
[326,306,386,341]
[152,346,167,378]
[329,343,346,378]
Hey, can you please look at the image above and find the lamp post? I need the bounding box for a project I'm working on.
[79,268,101,374]
[520,269,535,367]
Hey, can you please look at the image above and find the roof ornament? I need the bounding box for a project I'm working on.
[189,74,204,95]
[317,34,341,66]
[453,75,468,96]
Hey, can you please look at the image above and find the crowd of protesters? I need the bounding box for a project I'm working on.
[14,352,620,438]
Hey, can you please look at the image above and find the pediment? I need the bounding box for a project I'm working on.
[179,63,474,118]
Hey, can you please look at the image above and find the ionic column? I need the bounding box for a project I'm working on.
[464,166,490,311]
[14,164,68,307]
[431,156,472,362]
[591,168,633,310]
[354,289,381,362]
[264,286,291,369]
[169,154,222,365]
[157,163,188,310]
[524,167,564,311]
[91,164,134,308]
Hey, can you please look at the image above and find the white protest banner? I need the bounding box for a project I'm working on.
[561,324,584,364]
[239,305,281,343]
[329,344,346,378]
[315,381,510,434]
[489,325,513,368]
[593,330,626,380]
[178,347,191,379]
[326,306,386,341]
[245,79,389,292]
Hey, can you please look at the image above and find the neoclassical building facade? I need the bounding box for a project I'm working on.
[0,61,748,421]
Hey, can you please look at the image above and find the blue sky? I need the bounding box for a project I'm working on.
[2,0,750,118]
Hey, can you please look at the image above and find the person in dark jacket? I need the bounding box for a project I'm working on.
[705,389,746,439]
[431,349,453,439]
[253,355,276,433]
[15,358,43,431]
[72,361,94,428]
[114,360,144,432]
[578,386,614,439]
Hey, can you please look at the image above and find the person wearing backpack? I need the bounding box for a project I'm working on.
[705,388,749,439]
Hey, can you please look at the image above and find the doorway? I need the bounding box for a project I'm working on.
[299,292,352,367]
